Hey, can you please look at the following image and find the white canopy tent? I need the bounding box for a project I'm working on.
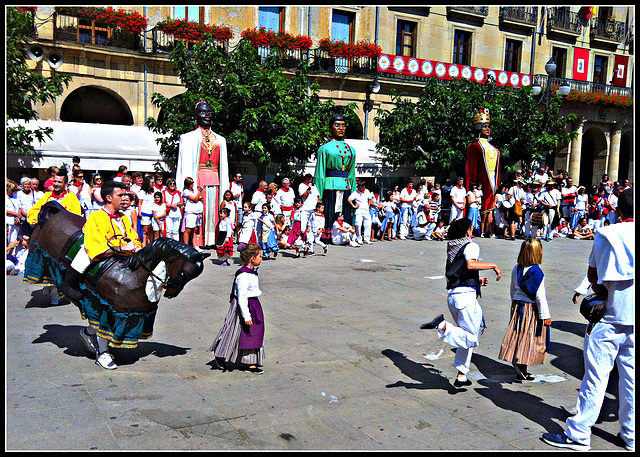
[303,138,412,179]
[6,119,172,173]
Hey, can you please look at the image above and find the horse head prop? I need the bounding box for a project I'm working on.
[27,201,211,313]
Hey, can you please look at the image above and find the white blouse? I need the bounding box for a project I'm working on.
[235,270,262,323]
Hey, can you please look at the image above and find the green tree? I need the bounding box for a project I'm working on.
[147,37,356,178]
[6,7,72,155]
[374,77,577,177]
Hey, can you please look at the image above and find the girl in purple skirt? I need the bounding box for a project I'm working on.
[209,243,265,374]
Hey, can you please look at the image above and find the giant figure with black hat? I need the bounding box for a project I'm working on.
[176,101,229,247]
[314,115,357,233]
[465,108,502,235]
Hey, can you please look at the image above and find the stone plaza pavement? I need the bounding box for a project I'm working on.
[5,236,629,450]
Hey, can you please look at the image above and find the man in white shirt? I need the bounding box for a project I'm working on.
[560,178,578,219]
[275,177,295,222]
[449,177,467,224]
[412,204,436,240]
[299,174,320,235]
[30,178,44,202]
[251,180,268,210]
[542,189,634,452]
[538,181,558,242]
[348,179,374,244]
[523,182,541,239]
[398,180,417,239]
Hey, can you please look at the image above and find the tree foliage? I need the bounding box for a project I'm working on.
[147,37,356,177]
[374,77,577,177]
[6,7,72,155]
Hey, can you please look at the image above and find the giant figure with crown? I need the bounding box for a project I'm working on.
[465,108,501,214]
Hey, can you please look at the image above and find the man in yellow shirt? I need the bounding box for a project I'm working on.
[61,181,141,302]
[63,181,142,370]
[27,174,81,225]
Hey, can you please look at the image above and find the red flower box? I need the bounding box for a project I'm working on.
[156,18,233,42]
[55,6,148,34]
[241,27,313,51]
[318,38,382,59]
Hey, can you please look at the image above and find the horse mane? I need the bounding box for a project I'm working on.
[37,201,67,226]
[133,237,202,267]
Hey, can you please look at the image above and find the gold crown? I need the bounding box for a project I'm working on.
[473,108,490,125]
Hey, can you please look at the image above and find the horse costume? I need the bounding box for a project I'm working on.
[24,201,210,348]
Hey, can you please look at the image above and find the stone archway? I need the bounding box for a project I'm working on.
[60,86,134,125]
[579,126,607,188]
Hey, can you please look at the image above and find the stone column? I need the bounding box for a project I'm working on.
[568,118,586,181]
[607,123,622,183]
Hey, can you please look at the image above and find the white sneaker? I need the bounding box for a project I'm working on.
[364,240,373,245]
[490,234,498,239]
[96,352,117,370]
[349,241,360,247]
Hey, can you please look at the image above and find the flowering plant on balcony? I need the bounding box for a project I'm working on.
[318,38,382,58]
[55,7,148,33]
[562,88,633,108]
[156,18,233,42]
[241,27,313,50]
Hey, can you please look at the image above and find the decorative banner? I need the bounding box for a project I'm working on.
[377,54,531,88]
[612,54,629,87]
[573,47,590,81]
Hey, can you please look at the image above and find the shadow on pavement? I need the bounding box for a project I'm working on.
[381,348,467,395]
[32,324,190,366]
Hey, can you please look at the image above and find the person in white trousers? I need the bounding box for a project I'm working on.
[542,188,634,452]
[420,218,502,387]
[348,179,374,245]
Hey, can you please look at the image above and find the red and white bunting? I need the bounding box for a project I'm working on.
[378,54,532,88]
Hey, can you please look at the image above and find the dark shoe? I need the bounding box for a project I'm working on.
[516,373,535,382]
[213,357,226,371]
[61,268,84,301]
[541,432,590,451]
[245,365,264,375]
[420,314,444,330]
[453,378,472,388]
[78,328,98,355]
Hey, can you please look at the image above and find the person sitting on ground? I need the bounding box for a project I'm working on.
[431,220,447,241]
[569,217,594,240]
[331,211,360,247]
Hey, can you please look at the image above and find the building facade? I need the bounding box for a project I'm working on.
[12,6,634,187]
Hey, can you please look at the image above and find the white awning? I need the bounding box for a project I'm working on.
[303,138,410,178]
[6,119,172,173]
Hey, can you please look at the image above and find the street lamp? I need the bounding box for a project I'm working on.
[363,79,380,140]
[531,58,571,106]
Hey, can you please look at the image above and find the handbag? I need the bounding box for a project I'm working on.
[579,287,608,323]
[514,200,523,216]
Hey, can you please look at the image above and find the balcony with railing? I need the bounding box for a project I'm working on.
[533,74,633,98]
[54,13,143,51]
[150,27,228,54]
[447,7,489,18]
[547,8,582,36]
[590,16,626,43]
[499,7,538,28]
[309,49,377,76]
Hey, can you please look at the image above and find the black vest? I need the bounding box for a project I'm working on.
[446,242,481,297]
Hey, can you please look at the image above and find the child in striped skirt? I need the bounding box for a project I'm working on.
[215,207,234,266]
[498,238,552,381]
[209,243,265,374]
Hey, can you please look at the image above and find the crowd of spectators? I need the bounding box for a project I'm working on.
[6,157,634,273]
